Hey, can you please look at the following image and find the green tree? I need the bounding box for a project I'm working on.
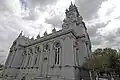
[89,48,119,75]
[110,53,120,77]
[89,53,111,73]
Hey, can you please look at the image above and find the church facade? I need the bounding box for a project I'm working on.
[4,3,91,80]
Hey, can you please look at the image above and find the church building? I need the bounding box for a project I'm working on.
[4,2,92,80]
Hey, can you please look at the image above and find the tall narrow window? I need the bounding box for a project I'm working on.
[55,49,57,64]
[27,48,32,67]
[54,42,61,64]
[55,48,60,64]
[34,56,37,65]
[76,48,79,65]
[34,46,41,65]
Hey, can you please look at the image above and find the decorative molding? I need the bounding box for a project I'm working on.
[43,43,50,52]
[60,37,66,41]
[50,65,80,69]
[21,29,80,47]
[67,34,74,39]
[53,41,61,49]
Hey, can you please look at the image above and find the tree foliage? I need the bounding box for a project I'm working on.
[89,48,120,76]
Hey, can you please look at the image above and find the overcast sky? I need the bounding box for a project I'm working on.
[0,0,120,64]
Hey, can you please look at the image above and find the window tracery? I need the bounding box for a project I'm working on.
[34,56,37,65]
[28,48,33,55]
[53,41,61,64]
[43,43,49,52]
[35,46,41,53]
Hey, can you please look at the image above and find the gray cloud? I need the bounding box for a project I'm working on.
[45,15,63,28]
[22,11,40,20]
[102,27,120,48]
[89,21,120,49]
[0,50,5,52]
[20,0,58,21]
[75,0,107,20]
[87,23,107,37]
[0,0,120,65]
[103,33,117,43]
[28,0,57,9]
[87,23,107,47]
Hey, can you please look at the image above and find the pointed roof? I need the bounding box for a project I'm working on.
[44,31,48,36]
[52,27,56,33]
[37,34,40,39]
[65,2,80,17]
[18,31,23,38]
[69,1,74,10]
[31,37,34,40]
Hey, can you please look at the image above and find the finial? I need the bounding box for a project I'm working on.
[20,31,23,35]
[18,30,23,38]
[37,34,40,39]
[69,1,74,10]
[52,27,56,33]
[31,37,34,40]
[70,1,74,7]
[44,31,48,36]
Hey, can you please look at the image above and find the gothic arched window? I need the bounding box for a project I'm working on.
[28,48,33,54]
[34,46,41,66]
[43,43,49,52]
[53,41,61,64]
[27,48,32,67]
[35,46,41,53]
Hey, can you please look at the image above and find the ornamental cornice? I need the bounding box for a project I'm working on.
[20,29,85,47]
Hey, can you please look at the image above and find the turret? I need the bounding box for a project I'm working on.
[52,27,56,33]
[31,37,34,40]
[36,34,40,39]
[5,31,30,71]
[44,31,48,36]
[62,2,86,37]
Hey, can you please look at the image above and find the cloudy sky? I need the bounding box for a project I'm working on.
[0,0,120,64]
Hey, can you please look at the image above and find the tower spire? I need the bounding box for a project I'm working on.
[52,26,56,33]
[44,31,48,36]
[18,31,23,38]
[65,2,80,19]
[71,1,73,5]
[62,3,83,29]
[37,32,40,39]
[20,31,23,36]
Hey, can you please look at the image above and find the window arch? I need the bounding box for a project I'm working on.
[35,46,41,53]
[34,46,41,66]
[53,41,61,64]
[43,43,49,52]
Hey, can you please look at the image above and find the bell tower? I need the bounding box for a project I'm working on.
[62,2,86,37]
